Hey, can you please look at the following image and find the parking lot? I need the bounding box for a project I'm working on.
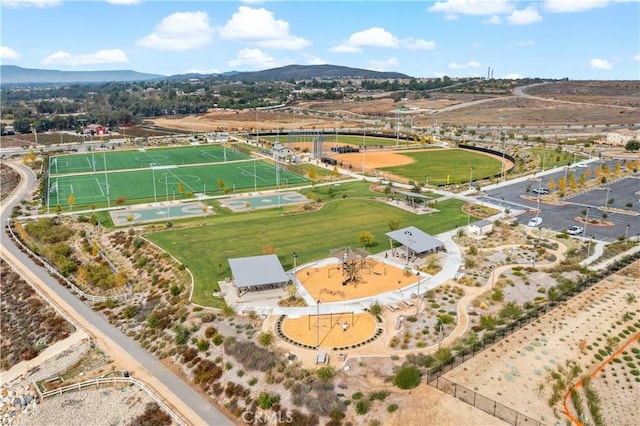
[484,161,640,242]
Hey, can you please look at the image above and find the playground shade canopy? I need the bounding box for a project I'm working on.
[386,226,445,254]
[228,254,290,291]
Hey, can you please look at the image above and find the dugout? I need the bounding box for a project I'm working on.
[228,254,290,295]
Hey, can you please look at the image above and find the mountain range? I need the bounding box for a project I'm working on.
[1,64,410,85]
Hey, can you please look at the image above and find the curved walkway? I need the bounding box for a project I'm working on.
[0,161,233,426]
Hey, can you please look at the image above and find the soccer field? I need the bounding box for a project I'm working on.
[48,160,309,207]
[49,145,249,175]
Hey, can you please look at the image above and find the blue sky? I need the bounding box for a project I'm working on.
[1,0,639,79]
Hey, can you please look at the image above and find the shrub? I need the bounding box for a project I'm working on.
[387,403,399,413]
[316,366,336,382]
[393,366,421,389]
[258,332,274,347]
[352,392,363,400]
[257,391,280,410]
[355,399,370,415]
[368,390,390,401]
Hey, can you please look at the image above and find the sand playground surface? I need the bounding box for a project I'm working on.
[282,312,377,348]
[295,259,418,303]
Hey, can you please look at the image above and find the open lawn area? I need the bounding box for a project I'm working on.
[145,195,468,307]
[378,149,503,185]
[526,148,582,168]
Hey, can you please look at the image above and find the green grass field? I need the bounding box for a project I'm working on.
[50,145,249,175]
[48,160,310,208]
[379,149,503,185]
[146,192,469,307]
[526,148,581,169]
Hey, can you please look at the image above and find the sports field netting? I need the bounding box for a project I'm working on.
[49,145,249,175]
[48,160,310,207]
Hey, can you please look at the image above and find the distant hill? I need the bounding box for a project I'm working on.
[0,65,165,84]
[208,64,411,81]
[1,64,410,85]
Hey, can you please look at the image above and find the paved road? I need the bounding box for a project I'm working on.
[0,162,233,426]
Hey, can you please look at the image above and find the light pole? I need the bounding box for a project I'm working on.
[292,252,298,272]
[469,167,473,190]
[604,186,611,210]
[415,271,421,315]
[489,265,496,289]
[316,300,321,348]
[625,224,630,239]
[151,163,157,203]
[164,173,169,202]
[437,321,444,350]
[583,207,590,238]
[587,235,594,257]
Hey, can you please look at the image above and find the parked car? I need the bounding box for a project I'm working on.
[566,225,584,235]
[528,217,542,227]
[532,188,550,195]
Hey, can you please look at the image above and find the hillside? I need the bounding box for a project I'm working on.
[210,64,410,81]
[1,64,410,85]
[0,65,164,84]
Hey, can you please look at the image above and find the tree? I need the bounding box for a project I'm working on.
[579,173,586,187]
[115,270,128,287]
[557,177,566,193]
[331,166,339,176]
[177,181,185,197]
[625,140,640,151]
[217,178,224,192]
[308,168,317,180]
[387,219,401,231]
[55,204,62,215]
[358,230,375,248]
[67,193,75,210]
[547,177,556,191]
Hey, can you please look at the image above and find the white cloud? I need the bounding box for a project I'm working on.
[367,57,399,72]
[503,73,525,79]
[508,6,543,24]
[512,40,536,47]
[331,27,435,53]
[429,0,514,17]
[485,16,502,24]
[543,0,610,13]
[590,58,612,70]
[137,11,213,51]
[449,60,481,69]
[2,0,60,7]
[217,6,310,50]
[0,46,20,60]
[633,54,640,61]
[403,38,437,50]
[105,0,141,5]
[330,44,363,53]
[350,27,399,48]
[227,48,280,69]
[41,49,129,66]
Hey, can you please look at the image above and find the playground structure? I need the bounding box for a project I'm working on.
[296,257,418,303]
[328,247,369,287]
[281,312,377,349]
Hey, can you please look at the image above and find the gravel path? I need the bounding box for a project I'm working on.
[14,386,154,426]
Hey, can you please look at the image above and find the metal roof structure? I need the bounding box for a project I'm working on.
[228,254,289,289]
[385,226,445,254]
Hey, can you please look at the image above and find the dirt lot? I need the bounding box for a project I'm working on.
[151,81,640,132]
